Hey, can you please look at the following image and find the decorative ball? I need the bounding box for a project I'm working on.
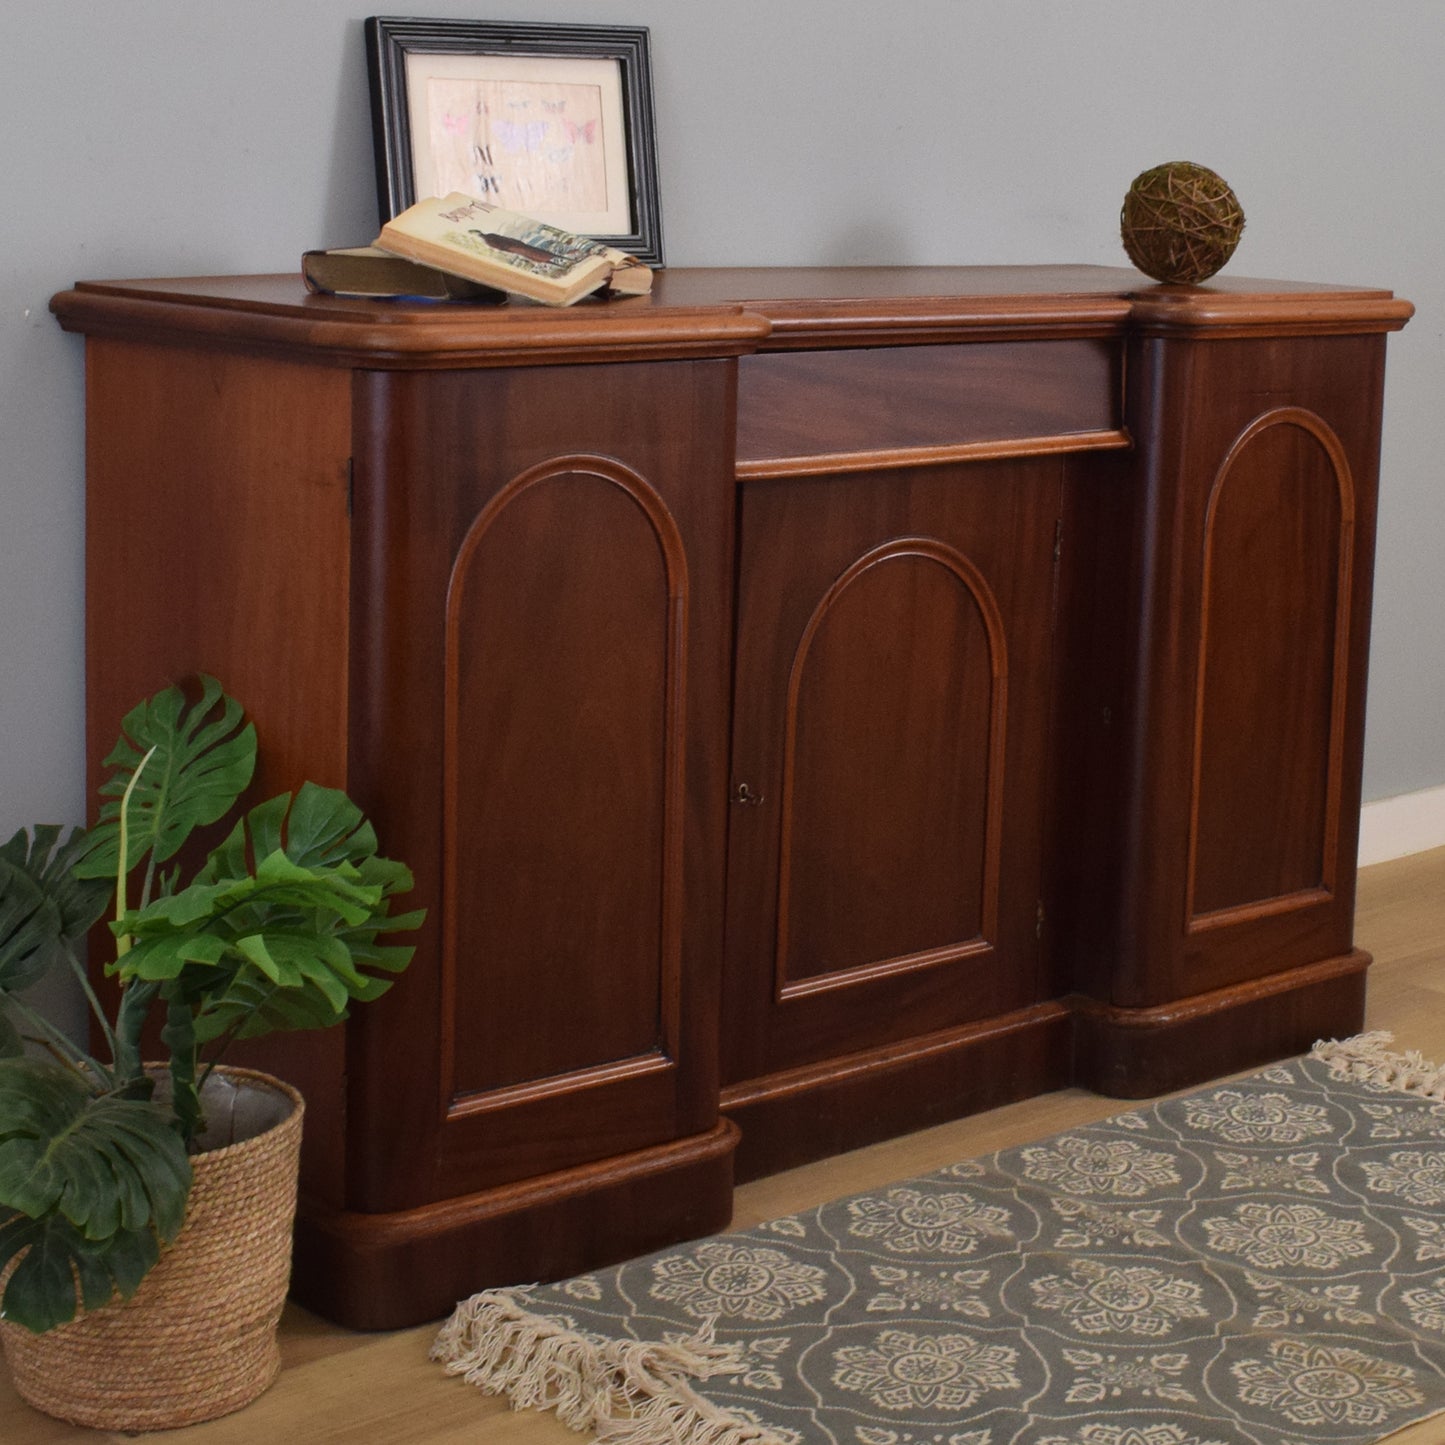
[1120,161,1245,285]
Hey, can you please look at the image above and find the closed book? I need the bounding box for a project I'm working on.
[302,246,504,301]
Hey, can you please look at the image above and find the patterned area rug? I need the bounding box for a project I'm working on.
[433,1034,1445,1445]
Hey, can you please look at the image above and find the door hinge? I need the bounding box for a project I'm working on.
[1053,516,1063,563]
[1036,901,1045,938]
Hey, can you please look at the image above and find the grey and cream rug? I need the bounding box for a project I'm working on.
[434,1033,1445,1445]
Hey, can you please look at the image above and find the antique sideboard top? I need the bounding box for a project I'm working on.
[51,265,1413,368]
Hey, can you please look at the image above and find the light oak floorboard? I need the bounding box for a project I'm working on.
[6,847,1445,1443]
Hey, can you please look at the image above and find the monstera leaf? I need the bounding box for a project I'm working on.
[76,676,257,880]
[0,1058,191,1332]
[108,783,419,1138]
[0,1213,162,1334]
[233,783,377,872]
[0,826,110,996]
[113,852,382,974]
[115,783,417,1017]
[0,853,58,1004]
[254,782,424,956]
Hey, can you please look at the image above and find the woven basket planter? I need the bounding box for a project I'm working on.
[1,1066,304,1431]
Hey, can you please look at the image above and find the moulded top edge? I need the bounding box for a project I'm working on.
[1125,286,1414,336]
[50,280,774,366]
[50,268,1413,363]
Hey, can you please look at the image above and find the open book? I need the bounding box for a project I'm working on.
[373,193,653,306]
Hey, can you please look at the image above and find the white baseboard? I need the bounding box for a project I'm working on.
[1359,783,1445,867]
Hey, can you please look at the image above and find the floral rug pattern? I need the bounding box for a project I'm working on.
[434,1035,1445,1445]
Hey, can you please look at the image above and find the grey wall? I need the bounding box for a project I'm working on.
[3,1,1442,861]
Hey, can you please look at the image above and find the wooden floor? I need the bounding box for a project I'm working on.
[6,846,1445,1444]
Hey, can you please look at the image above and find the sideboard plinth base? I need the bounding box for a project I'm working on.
[290,1119,739,1331]
[1072,951,1371,1099]
[722,1002,1075,1183]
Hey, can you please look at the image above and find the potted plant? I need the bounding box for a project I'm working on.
[0,676,421,1428]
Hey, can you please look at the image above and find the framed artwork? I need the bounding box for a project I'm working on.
[365,18,664,266]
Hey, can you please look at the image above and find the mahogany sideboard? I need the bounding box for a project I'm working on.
[51,266,1412,1329]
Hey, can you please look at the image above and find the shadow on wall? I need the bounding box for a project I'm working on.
[822,224,914,267]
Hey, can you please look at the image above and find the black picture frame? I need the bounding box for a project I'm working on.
[365,17,664,267]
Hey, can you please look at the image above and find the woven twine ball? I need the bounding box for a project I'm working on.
[1120,161,1245,284]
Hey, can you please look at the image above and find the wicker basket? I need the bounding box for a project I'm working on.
[0,1066,304,1430]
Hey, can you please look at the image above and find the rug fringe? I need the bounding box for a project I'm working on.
[1312,1030,1445,1101]
[431,1290,789,1444]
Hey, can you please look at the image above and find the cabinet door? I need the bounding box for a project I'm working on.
[722,460,1061,1085]
[1095,334,1389,1010]
[345,360,735,1211]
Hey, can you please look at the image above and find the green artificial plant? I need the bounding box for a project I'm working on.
[0,677,421,1333]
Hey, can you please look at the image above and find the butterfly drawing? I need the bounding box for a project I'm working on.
[563,118,597,145]
[542,99,567,113]
[441,112,469,136]
[493,119,547,153]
